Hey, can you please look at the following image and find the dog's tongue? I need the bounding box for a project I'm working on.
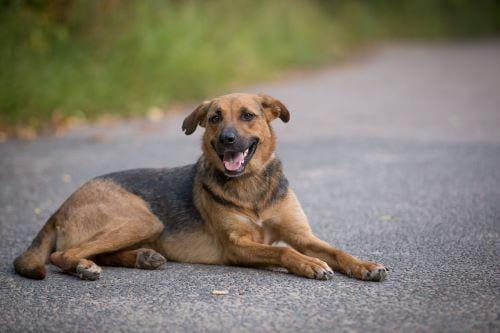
[223,151,244,171]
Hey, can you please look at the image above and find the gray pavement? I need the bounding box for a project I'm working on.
[1,40,499,332]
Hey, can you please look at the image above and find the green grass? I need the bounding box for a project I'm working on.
[1,0,499,128]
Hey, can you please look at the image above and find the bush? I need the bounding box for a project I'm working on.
[1,0,499,127]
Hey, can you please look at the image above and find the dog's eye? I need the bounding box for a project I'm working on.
[241,112,255,121]
[210,114,221,124]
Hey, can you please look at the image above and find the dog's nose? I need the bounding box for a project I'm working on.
[219,128,237,145]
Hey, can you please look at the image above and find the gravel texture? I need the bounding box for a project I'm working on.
[1,41,499,332]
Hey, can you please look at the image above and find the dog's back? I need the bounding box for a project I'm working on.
[98,163,203,233]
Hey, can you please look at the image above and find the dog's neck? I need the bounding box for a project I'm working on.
[196,155,289,213]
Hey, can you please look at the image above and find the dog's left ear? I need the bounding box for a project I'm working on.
[182,100,212,135]
[258,93,290,123]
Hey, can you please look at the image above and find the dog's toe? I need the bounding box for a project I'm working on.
[303,259,334,280]
[76,262,102,281]
[315,267,335,280]
[136,250,167,270]
[363,265,388,282]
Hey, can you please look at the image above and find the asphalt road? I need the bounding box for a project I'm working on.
[1,41,499,332]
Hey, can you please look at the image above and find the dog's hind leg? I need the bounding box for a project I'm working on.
[45,180,164,280]
[50,214,164,280]
[94,248,166,270]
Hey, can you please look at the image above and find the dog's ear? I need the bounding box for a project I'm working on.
[258,93,290,123]
[182,100,212,135]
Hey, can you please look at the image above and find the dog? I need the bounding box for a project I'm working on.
[14,93,387,282]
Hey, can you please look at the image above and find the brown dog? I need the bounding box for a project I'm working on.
[14,93,387,282]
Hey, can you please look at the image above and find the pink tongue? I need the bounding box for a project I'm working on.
[223,152,244,171]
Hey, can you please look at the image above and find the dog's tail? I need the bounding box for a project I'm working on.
[13,215,57,280]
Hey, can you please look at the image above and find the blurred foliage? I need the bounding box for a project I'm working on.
[1,0,499,127]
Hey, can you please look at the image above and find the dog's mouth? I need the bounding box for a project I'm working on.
[218,139,259,177]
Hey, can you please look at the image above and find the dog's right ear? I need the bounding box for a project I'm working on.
[182,100,212,135]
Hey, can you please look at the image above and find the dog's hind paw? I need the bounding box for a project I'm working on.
[136,249,167,270]
[76,261,102,281]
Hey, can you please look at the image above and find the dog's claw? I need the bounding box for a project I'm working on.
[363,265,388,282]
[324,268,334,279]
[76,262,101,281]
[314,267,334,280]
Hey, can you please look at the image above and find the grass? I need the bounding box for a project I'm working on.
[1,0,499,130]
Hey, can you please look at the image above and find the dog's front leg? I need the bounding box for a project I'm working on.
[224,230,334,280]
[269,191,388,281]
[287,234,388,281]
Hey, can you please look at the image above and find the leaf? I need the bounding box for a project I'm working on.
[380,214,393,221]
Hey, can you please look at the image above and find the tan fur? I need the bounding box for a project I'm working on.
[14,93,386,282]
[13,215,57,279]
[198,93,280,176]
[155,230,223,264]
[48,180,164,277]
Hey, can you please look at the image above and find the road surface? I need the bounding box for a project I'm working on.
[1,41,499,332]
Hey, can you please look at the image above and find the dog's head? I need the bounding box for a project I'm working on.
[182,93,290,177]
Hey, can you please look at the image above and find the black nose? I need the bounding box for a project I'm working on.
[219,128,237,145]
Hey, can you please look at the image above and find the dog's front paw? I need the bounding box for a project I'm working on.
[313,264,335,280]
[361,263,388,282]
[288,257,334,280]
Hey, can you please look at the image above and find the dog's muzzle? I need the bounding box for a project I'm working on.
[212,129,259,177]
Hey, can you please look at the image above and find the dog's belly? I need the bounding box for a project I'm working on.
[154,229,223,264]
[98,163,204,234]
[154,216,276,264]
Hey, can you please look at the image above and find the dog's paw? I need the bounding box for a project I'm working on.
[76,262,102,281]
[313,265,335,280]
[136,250,167,270]
[292,258,334,280]
[362,264,388,282]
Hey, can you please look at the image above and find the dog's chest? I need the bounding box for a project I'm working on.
[234,214,275,244]
[235,214,263,227]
